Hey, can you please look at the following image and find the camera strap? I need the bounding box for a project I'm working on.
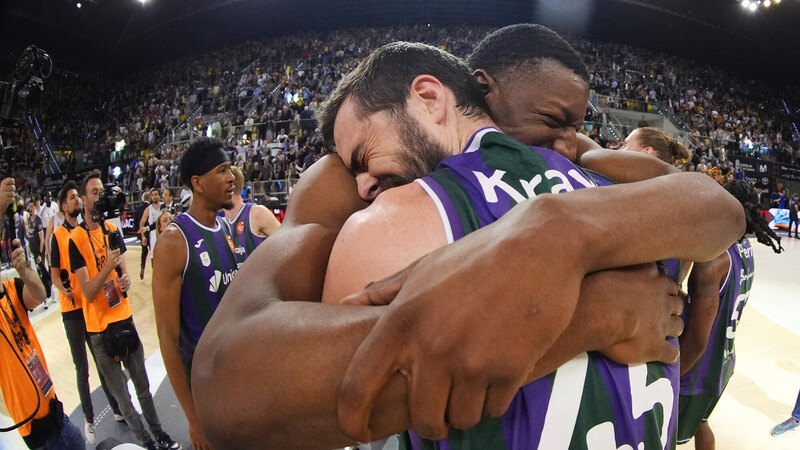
[84,225,109,273]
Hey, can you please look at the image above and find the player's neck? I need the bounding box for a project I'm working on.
[224,197,244,220]
[455,115,498,155]
[187,199,220,228]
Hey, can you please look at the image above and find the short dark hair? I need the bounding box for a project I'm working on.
[163,187,175,198]
[58,180,79,211]
[318,42,488,148]
[467,23,590,85]
[180,137,226,189]
[80,169,102,196]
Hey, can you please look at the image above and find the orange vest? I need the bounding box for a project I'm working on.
[0,279,56,437]
[68,222,132,333]
[51,223,83,313]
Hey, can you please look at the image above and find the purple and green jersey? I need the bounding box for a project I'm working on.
[170,213,239,358]
[680,238,754,398]
[398,128,679,450]
[227,202,268,266]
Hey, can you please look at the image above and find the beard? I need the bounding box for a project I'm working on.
[380,110,451,192]
[67,206,81,218]
[221,200,235,210]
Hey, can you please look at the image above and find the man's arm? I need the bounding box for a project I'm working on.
[153,225,211,449]
[577,148,680,183]
[7,240,47,310]
[250,204,281,237]
[139,207,150,246]
[575,132,602,160]
[333,171,744,441]
[44,215,55,262]
[679,252,729,376]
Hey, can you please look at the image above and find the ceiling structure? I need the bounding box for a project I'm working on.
[1,0,798,85]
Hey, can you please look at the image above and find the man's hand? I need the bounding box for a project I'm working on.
[581,264,684,365]
[188,420,213,450]
[105,248,122,275]
[118,273,131,293]
[10,240,27,274]
[0,178,15,213]
[336,236,582,442]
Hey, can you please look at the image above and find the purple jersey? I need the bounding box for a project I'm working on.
[400,128,679,450]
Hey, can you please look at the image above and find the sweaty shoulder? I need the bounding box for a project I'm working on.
[285,154,367,227]
[153,225,188,273]
[321,182,447,303]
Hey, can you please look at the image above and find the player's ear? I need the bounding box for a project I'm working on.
[408,75,447,123]
[191,175,204,194]
[474,69,495,98]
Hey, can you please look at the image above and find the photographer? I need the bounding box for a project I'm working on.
[0,177,84,449]
[50,180,122,444]
[68,170,180,450]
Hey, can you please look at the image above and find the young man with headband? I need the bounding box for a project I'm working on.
[153,137,239,450]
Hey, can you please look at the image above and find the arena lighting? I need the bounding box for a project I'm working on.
[749,2,758,11]
[76,2,81,8]
[764,0,771,6]
[742,0,751,7]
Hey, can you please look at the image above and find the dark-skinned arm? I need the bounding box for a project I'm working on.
[578,148,681,183]
[336,171,744,442]
[679,252,730,376]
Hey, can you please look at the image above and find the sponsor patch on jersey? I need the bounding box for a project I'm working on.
[236,222,244,235]
[200,251,211,267]
[226,235,235,252]
[208,270,222,293]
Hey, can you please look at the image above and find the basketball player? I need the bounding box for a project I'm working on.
[192,42,744,448]
[138,188,163,279]
[223,166,280,265]
[677,180,783,449]
[153,138,239,450]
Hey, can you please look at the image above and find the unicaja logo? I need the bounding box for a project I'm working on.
[209,271,222,293]
[208,269,237,293]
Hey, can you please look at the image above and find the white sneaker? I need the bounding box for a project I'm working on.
[114,413,125,422]
[85,421,96,444]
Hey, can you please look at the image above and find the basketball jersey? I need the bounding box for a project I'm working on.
[680,238,754,398]
[402,128,678,450]
[170,213,239,358]
[227,203,267,266]
[147,203,162,252]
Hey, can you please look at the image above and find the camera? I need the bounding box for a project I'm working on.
[92,183,127,222]
[0,45,51,124]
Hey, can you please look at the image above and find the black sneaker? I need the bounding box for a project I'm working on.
[143,440,161,450]
[154,430,182,450]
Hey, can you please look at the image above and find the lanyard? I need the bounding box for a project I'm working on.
[84,225,108,273]
[0,288,30,353]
